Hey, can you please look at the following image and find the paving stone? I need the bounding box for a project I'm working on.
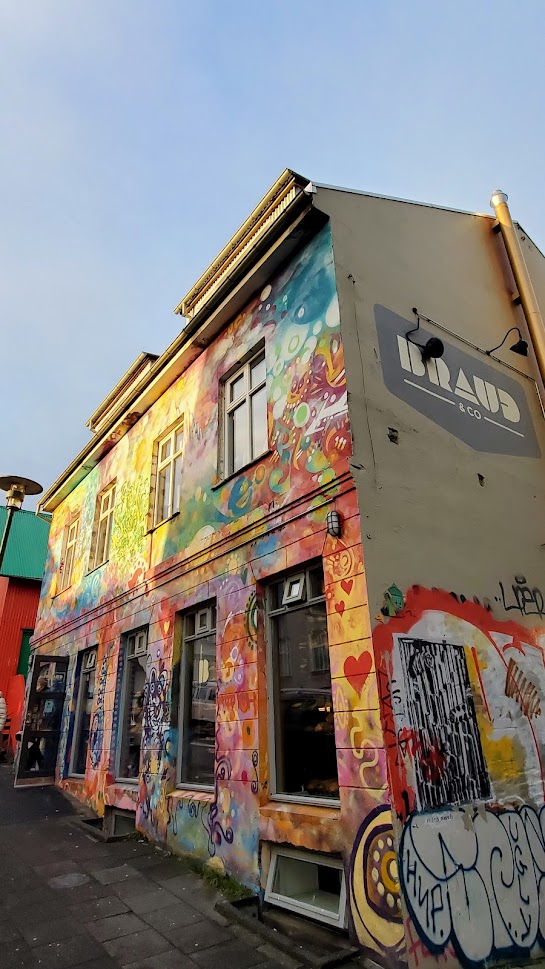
[86,912,148,942]
[113,876,154,900]
[33,859,80,878]
[190,940,266,969]
[52,879,114,903]
[155,873,202,898]
[0,938,36,969]
[139,901,204,937]
[19,915,88,947]
[127,853,174,873]
[92,863,143,885]
[164,919,231,953]
[124,887,179,914]
[143,860,192,882]
[103,927,171,965]
[0,918,22,943]
[30,934,105,968]
[123,949,195,968]
[77,894,130,921]
[49,872,90,889]
[71,960,121,969]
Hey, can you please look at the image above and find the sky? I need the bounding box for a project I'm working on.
[2,0,545,509]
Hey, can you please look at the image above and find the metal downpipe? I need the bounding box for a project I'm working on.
[490,189,545,388]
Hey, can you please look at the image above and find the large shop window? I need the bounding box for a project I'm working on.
[268,564,339,801]
[117,628,147,781]
[178,604,217,788]
[70,647,97,775]
[153,421,184,527]
[224,348,267,475]
[59,517,79,592]
[89,482,116,570]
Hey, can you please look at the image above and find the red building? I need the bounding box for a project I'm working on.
[0,507,50,725]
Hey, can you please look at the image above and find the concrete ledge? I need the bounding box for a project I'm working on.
[215,896,359,969]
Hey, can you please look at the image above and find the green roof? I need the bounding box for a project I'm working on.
[0,507,51,580]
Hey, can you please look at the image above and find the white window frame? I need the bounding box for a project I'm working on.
[224,348,267,476]
[115,628,148,782]
[177,603,216,791]
[60,517,79,592]
[70,647,98,777]
[90,483,115,571]
[265,846,347,929]
[267,563,339,808]
[153,420,184,527]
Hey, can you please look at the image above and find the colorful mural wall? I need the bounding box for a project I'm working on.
[31,222,402,962]
[374,584,545,969]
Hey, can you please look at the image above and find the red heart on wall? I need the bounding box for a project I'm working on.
[344,651,372,696]
[335,601,345,615]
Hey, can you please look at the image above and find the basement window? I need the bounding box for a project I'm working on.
[265,847,347,929]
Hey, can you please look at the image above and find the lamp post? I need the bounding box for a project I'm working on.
[0,477,43,574]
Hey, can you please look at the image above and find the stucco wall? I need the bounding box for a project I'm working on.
[317,186,545,969]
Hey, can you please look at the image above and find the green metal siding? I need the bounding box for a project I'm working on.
[0,508,50,580]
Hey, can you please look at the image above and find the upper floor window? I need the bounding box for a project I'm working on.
[178,603,217,788]
[224,348,267,476]
[267,563,338,802]
[59,517,79,592]
[89,482,115,570]
[153,420,184,526]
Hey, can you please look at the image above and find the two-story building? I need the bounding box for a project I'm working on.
[25,171,545,969]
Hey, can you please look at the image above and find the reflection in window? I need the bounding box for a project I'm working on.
[268,565,338,800]
[71,648,97,775]
[225,349,267,475]
[118,629,147,780]
[179,605,217,787]
[60,518,79,591]
[154,422,184,526]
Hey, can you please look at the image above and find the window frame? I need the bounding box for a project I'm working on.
[59,516,80,592]
[223,347,267,477]
[151,419,184,528]
[115,627,148,783]
[176,602,217,792]
[266,563,340,809]
[69,646,98,777]
[89,482,116,571]
[265,846,347,929]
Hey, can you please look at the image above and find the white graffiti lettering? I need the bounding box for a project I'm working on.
[401,805,545,965]
[397,336,521,424]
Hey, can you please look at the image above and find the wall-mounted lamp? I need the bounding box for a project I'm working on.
[485,327,528,357]
[326,510,342,538]
[408,308,445,361]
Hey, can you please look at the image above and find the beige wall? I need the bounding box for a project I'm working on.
[317,186,545,625]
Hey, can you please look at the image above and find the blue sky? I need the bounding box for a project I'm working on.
[2,0,545,507]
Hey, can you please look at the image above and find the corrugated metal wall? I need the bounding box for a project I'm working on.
[0,577,41,696]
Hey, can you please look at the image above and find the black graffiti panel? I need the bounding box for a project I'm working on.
[398,637,490,809]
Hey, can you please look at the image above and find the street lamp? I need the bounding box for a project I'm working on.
[0,476,43,573]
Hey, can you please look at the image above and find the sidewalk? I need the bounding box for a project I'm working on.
[0,765,292,969]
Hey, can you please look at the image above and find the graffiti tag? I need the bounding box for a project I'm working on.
[401,804,545,965]
[499,576,545,618]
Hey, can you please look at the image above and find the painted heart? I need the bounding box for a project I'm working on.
[344,651,372,696]
[341,578,353,595]
[335,601,345,615]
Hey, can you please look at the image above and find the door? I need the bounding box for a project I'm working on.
[15,654,69,786]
